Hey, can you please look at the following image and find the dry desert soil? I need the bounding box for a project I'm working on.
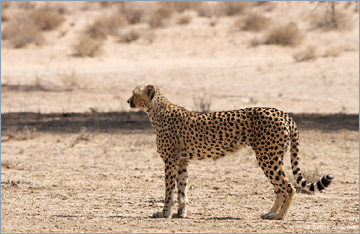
[1,1,359,233]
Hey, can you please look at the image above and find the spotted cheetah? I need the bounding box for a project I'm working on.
[127,85,333,220]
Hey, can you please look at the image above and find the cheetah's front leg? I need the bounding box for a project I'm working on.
[152,158,177,218]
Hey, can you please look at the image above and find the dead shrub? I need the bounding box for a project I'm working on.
[217,1,253,16]
[1,10,9,22]
[2,126,38,141]
[69,127,93,148]
[118,2,144,24]
[148,6,173,29]
[16,1,36,10]
[72,35,103,57]
[2,20,44,48]
[310,2,353,31]
[177,15,192,25]
[293,46,317,62]
[193,93,212,113]
[264,23,304,47]
[85,15,127,40]
[117,29,140,43]
[59,71,79,90]
[1,1,11,9]
[197,2,214,18]
[233,12,269,32]
[322,47,342,58]
[159,1,203,13]
[30,8,65,31]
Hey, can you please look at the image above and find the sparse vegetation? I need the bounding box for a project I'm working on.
[85,15,127,40]
[177,15,192,25]
[148,6,173,28]
[2,19,45,48]
[117,29,140,43]
[293,46,317,62]
[193,93,212,113]
[118,2,145,24]
[72,35,103,57]
[2,126,38,141]
[322,47,342,58]
[30,8,65,31]
[159,1,203,13]
[217,1,253,16]
[310,2,353,31]
[59,71,79,90]
[69,127,93,147]
[233,12,269,32]
[264,23,304,47]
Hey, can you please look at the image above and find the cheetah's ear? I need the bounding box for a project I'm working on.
[146,85,155,100]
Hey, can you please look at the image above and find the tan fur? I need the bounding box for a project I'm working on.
[127,85,333,220]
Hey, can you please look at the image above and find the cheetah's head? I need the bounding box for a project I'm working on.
[127,85,156,110]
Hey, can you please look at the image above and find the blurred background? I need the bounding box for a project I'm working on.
[1,1,359,114]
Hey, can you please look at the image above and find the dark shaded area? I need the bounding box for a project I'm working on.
[1,111,358,134]
[289,112,358,132]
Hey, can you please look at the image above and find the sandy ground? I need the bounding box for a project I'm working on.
[1,1,359,114]
[1,112,359,233]
[1,1,359,233]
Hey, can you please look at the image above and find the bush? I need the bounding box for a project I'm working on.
[293,46,317,62]
[159,1,203,13]
[2,20,44,48]
[310,2,352,31]
[118,2,144,24]
[177,15,192,25]
[264,23,304,46]
[85,15,127,40]
[30,8,64,31]
[216,1,253,16]
[117,29,140,43]
[233,12,269,32]
[72,35,103,57]
[148,6,173,29]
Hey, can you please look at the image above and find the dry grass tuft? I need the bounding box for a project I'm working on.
[16,1,36,10]
[177,15,192,25]
[85,15,127,40]
[118,2,145,24]
[159,1,203,13]
[30,8,65,31]
[293,46,317,62]
[72,35,103,57]
[197,2,214,18]
[59,71,79,90]
[117,29,140,43]
[1,11,9,22]
[264,23,304,47]
[310,2,353,31]
[233,12,270,32]
[2,126,38,142]
[322,47,342,58]
[193,93,212,113]
[148,6,173,29]
[69,127,93,148]
[1,20,45,48]
[217,1,253,16]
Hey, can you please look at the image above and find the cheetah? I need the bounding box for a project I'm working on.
[127,85,333,220]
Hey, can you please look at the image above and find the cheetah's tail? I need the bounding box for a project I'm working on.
[289,121,334,193]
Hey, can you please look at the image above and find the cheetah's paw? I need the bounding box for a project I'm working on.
[260,212,283,220]
[152,211,170,218]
